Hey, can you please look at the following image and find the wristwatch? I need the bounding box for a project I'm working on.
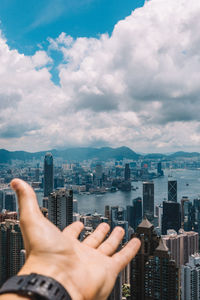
[0,273,72,300]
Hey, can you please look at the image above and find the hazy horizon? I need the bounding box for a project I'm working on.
[0,145,199,156]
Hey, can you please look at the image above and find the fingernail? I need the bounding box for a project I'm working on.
[101,223,109,230]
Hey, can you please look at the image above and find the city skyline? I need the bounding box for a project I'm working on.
[1,150,200,298]
[0,0,200,154]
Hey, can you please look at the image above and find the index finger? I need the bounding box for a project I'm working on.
[11,178,43,227]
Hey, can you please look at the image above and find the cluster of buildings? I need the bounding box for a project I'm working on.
[1,152,200,299]
[0,152,166,196]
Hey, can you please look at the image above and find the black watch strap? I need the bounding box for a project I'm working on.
[0,273,72,300]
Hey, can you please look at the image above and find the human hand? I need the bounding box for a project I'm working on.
[10,178,141,300]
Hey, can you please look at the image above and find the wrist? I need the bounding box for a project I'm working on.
[0,294,29,299]
[18,255,83,300]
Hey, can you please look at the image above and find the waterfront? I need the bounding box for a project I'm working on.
[76,169,200,215]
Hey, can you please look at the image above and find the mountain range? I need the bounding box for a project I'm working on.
[0,147,199,163]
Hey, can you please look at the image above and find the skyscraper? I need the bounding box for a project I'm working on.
[116,221,129,244]
[42,197,48,209]
[44,152,53,197]
[110,206,125,230]
[95,163,103,186]
[130,217,159,300]
[124,163,131,181]
[0,191,4,212]
[157,162,164,176]
[126,205,134,228]
[132,197,142,230]
[4,192,16,212]
[104,205,111,226]
[168,180,177,202]
[181,197,193,230]
[181,254,200,300]
[48,189,73,230]
[131,217,180,300]
[0,220,24,285]
[126,198,142,230]
[73,199,78,214]
[162,201,181,235]
[155,204,163,231]
[35,163,40,182]
[143,182,154,221]
[111,206,119,229]
[145,239,180,300]
[162,229,198,267]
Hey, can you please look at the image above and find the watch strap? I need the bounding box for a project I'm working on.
[0,273,72,300]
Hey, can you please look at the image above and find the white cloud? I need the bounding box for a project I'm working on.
[31,51,52,68]
[1,0,200,153]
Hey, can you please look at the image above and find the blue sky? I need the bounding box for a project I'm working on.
[0,0,144,85]
[0,0,144,56]
[0,0,199,153]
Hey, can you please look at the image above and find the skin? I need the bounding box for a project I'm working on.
[0,179,141,300]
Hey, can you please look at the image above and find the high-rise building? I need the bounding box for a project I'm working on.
[48,189,73,230]
[20,249,26,269]
[126,205,134,228]
[117,207,126,221]
[4,192,16,212]
[0,220,24,285]
[191,199,200,241]
[42,197,48,209]
[44,152,54,197]
[73,199,78,214]
[131,217,180,300]
[95,163,103,186]
[105,205,110,219]
[193,198,200,211]
[111,206,119,229]
[124,163,131,181]
[157,162,164,176]
[143,182,154,221]
[181,254,200,300]
[162,201,181,235]
[155,204,163,231]
[35,164,40,182]
[130,217,159,300]
[132,197,142,230]
[54,177,65,189]
[116,221,129,244]
[145,239,180,300]
[110,206,125,230]
[126,198,142,230]
[162,229,198,267]
[181,197,193,231]
[115,166,123,177]
[0,191,4,212]
[168,180,177,202]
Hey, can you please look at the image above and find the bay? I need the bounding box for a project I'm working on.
[76,169,200,215]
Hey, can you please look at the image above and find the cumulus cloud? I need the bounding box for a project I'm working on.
[0,0,200,153]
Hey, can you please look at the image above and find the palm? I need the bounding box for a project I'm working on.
[11,179,140,300]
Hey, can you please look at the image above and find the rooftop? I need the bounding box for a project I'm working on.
[155,238,169,252]
[138,216,153,229]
